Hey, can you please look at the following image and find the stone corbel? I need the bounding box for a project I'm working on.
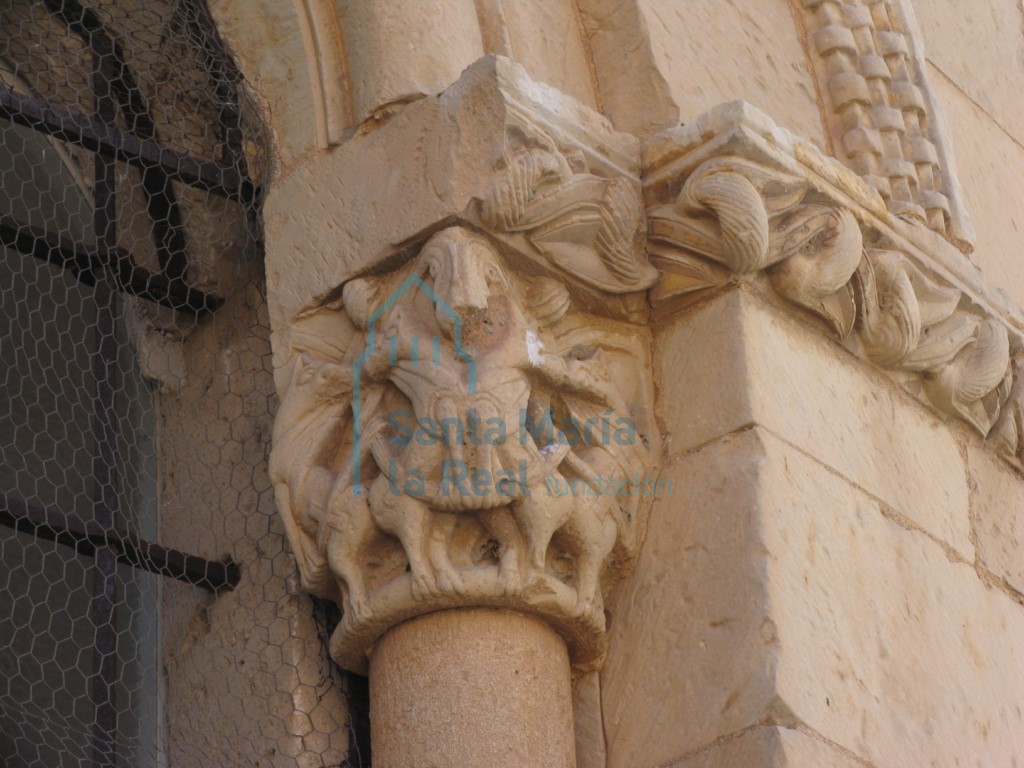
[643,101,1022,465]
[267,57,660,678]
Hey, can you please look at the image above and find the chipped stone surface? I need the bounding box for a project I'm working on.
[655,289,972,557]
[636,0,827,148]
[969,444,1024,596]
[496,0,599,110]
[338,0,485,125]
[263,55,640,330]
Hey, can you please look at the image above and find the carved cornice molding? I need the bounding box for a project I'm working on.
[643,101,1024,468]
[268,58,660,675]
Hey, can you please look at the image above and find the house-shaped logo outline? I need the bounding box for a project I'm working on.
[351,273,477,494]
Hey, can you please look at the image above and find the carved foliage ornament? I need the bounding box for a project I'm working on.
[270,130,658,673]
[648,152,1014,442]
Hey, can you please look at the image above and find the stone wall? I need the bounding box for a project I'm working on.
[155,260,350,766]
[600,288,1024,766]
[914,0,1024,308]
[202,1,1024,766]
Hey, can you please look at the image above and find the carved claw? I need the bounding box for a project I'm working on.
[496,559,522,596]
[434,565,466,596]
[409,568,439,601]
[923,319,1011,435]
[346,592,374,624]
[769,207,863,336]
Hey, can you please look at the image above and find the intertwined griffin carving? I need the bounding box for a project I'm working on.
[270,126,659,673]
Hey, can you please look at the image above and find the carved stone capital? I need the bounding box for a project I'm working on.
[644,101,1022,465]
[267,57,660,674]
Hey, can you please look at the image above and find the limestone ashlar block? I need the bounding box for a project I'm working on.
[914,0,1024,149]
[765,430,1024,767]
[602,429,780,767]
[635,0,828,150]
[930,72,1024,315]
[337,0,485,125]
[264,54,640,330]
[602,427,1024,767]
[655,289,972,557]
[968,444,1024,596]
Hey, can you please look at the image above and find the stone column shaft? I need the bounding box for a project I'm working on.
[370,609,575,768]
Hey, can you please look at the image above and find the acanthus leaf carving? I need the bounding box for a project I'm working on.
[476,129,659,297]
[768,206,862,337]
[648,153,861,336]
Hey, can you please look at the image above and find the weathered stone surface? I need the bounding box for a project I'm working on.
[577,0,679,138]
[158,273,348,766]
[208,0,318,171]
[668,727,869,768]
[338,0,485,125]
[574,672,608,768]
[764,432,1024,767]
[968,444,1024,595]
[370,608,575,768]
[929,70,1024,314]
[602,427,1024,768]
[496,0,599,111]
[915,0,1024,148]
[601,430,778,768]
[636,0,827,149]
[263,54,639,329]
[654,289,972,556]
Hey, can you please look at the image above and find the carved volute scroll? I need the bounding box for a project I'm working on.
[269,111,659,674]
[644,101,1019,459]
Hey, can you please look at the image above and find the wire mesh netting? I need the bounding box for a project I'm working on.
[0,2,365,766]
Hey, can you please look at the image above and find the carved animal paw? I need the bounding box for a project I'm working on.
[435,566,466,596]
[496,563,522,596]
[347,594,374,624]
[410,571,439,601]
